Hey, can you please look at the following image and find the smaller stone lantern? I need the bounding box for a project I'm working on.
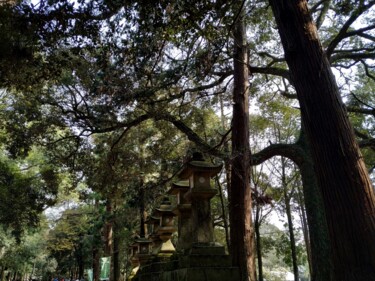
[145,214,163,255]
[127,242,140,281]
[135,237,152,265]
[153,197,177,258]
[167,180,192,251]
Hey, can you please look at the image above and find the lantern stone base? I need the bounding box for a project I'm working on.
[137,253,152,266]
[133,264,240,281]
[187,242,226,255]
[132,250,240,281]
[162,267,240,281]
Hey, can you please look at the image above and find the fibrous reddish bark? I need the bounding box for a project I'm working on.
[229,2,256,280]
[268,1,375,280]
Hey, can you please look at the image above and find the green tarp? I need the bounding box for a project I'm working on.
[100,257,111,280]
[86,269,93,281]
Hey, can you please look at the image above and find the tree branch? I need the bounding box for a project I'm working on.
[251,143,306,167]
[326,1,375,58]
[155,112,226,158]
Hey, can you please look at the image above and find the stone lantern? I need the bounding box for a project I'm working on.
[135,237,152,265]
[178,152,222,249]
[129,241,140,268]
[153,197,177,258]
[167,180,192,251]
[145,214,163,255]
[127,241,140,281]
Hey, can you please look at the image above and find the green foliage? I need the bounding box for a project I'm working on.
[273,228,307,268]
[47,206,97,276]
[0,153,59,240]
[0,220,55,281]
[0,0,373,278]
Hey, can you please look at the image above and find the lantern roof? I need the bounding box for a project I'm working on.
[135,237,152,244]
[178,152,222,179]
[154,197,176,216]
[130,241,139,247]
[154,208,176,216]
[167,180,189,195]
[144,215,160,224]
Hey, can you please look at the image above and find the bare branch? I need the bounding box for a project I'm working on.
[250,66,291,81]
[314,0,331,30]
[330,50,375,63]
[326,1,375,58]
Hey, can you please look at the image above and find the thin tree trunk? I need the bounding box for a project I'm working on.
[104,199,113,281]
[76,244,84,280]
[281,159,299,281]
[219,94,231,252]
[269,1,375,280]
[297,182,312,277]
[93,199,101,281]
[92,247,100,281]
[254,205,263,281]
[0,266,4,281]
[104,199,113,257]
[112,219,120,281]
[230,1,256,280]
[297,187,312,277]
[216,177,230,252]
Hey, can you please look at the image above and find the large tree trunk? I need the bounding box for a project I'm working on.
[230,2,256,280]
[251,132,333,281]
[269,1,375,280]
[297,130,333,281]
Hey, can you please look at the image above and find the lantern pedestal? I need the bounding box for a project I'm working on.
[167,180,193,252]
[127,241,140,281]
[135,237,152,266]
[129,241,140,267]
[145,215,163,256]
[178,152,223,248]
[154,197,177,259]
[185,188,217,245]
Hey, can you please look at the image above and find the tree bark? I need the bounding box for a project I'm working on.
[93,199,101,281]
[219,94,231,253]
[112,220,120,281]
[104,199,113,257]
[269,1,375,280]
[216,177,231,252]
[230,1,256,280]
[297,130,333,281]
[92,247,100,281]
